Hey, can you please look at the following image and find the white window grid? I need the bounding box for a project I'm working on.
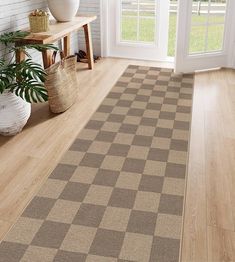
[120,0,157,44]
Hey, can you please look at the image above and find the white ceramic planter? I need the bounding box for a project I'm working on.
[48,0,80,22]
[0,91,31,136]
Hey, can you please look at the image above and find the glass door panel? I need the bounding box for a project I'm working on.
[175,0,234,73]
[189,0,227,54]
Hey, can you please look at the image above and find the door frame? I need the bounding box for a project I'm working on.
[175,0,235,73]
[100,0,170,61]
[100,0,109,57]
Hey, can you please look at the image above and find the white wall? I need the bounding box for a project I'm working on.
[0,0,101,63]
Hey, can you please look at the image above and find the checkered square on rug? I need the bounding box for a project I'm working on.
[0,65,194,262]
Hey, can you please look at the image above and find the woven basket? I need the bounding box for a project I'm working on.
[29,16,49,33]
[45,55,79,113]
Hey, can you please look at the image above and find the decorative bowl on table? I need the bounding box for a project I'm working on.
[47,0,80,22]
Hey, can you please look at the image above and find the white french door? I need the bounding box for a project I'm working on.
[175,0,235,73]
[105,0,170,61]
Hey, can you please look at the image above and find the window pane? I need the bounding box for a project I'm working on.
[122,16,138,41]
[208,0,226,24]
[139,18,155,42]
[139,0,155,10]
[207,25,224,51]
[191,14,207,24]
[122,10,138,16]
[168,10,177,57]
[121,0,156,43]
[139,10,155,17]
[139,0,155,4]
[208,14,225,24]
[189,26,206,53]
[191,0,209,25]
[122,0,138,11]
[189,0,227,55]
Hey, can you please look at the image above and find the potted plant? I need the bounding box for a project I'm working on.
[47,0,80,22]
[0,31,57,136]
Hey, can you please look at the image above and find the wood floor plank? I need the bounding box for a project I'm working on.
[0,156,39,222]
[180,72,208,262]
[203,70,235,231]
[205,112,234,230]
[208,226,235,262]
[0,220,12,241]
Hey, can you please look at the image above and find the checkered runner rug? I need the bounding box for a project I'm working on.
[0,65,194,262]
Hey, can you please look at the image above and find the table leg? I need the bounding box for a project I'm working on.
[42,50,53,69]
[83,23,94,70]
[64,34,71,57]
[15,48,25,63]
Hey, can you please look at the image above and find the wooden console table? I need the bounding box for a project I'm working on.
[15,16,97,69]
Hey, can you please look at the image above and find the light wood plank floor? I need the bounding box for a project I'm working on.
[0,58,235,261]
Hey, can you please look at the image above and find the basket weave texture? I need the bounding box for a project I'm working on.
[45,55,79,113]
[29,16,49,33]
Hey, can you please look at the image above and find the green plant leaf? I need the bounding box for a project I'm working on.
[13,79,48,103]
[12,44,58,58]
[4,59,49,103]
[26,44,59,52]
[13,59,47,83]
[0,31,30,45]
[0,58,15,93]
[0,30,57,103]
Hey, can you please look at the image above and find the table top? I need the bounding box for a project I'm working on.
[17,16,97,44]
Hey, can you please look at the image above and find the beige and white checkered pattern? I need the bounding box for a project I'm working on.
[0,65,194,262]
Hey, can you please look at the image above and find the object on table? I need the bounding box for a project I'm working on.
[48,0,80,22]
[29,9,50,33]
